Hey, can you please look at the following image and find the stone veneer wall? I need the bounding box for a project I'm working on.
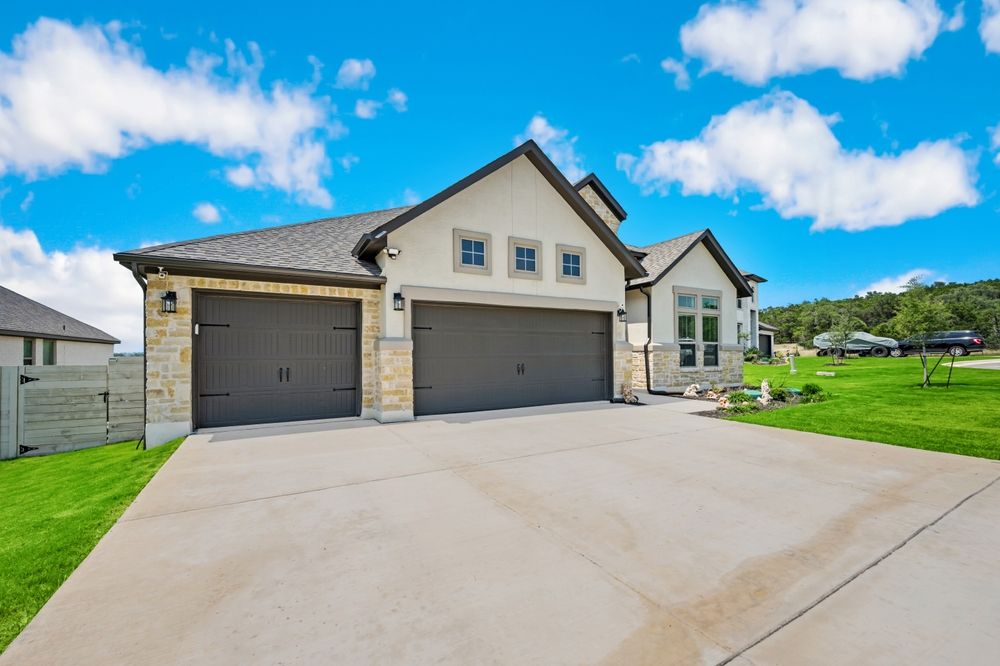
[579,184,621,234]
[373,338,414,422]
[631,346,743,392]
[143,274,381,445]
[613,341,633,399]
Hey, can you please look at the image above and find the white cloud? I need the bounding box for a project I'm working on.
[617,91,978,232]
[354,99,380,119]
[225,164,256,187]
[660,58,691,90]
[335,58,375,89]
[402,188,421,205]
[337,154,360,172]
[0,18,336,207]
[192,201,221,223]
[857,268,937,294]
[387,88,408,112]
[983,0,1000,52]
[680,0,951,84]
[515,115,587,183]
[945,1,965,31]
[19,191,34,212]
[0,224,142,351]
[621,53,641,63]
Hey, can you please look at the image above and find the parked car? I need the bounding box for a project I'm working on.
[892,331,986,357]
[813,331,898,358]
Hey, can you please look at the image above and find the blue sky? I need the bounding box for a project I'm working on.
[1,0,999,350]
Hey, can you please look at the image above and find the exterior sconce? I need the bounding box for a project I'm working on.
[617,305,627,323]
[393,292,405,311]
[161,291,177,314]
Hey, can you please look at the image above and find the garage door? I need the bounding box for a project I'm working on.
[412,303,610,416]
[194,294,358,428]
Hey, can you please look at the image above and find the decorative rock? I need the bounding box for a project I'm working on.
[757,394,771,406]
[717,395,730,409]
[816,371,836,377]
[683,383,701,398]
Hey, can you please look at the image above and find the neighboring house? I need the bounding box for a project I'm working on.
[115,141,646,446]
[625,230,754,392]
[757,322,778,357]
[736,271,765,350]
[0,286,119,365]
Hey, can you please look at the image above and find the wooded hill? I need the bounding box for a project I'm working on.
[761,278,1000,347]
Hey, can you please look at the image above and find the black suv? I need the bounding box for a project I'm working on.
[893,331,986,357]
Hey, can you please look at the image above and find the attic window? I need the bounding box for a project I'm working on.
[556,244,586,284]
[453,229,492,275]
[508,237,542,280]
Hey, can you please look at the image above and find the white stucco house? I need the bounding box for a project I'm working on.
[0,286,119,365]
[114,140,759,446]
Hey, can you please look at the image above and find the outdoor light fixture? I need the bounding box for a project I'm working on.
[393,292,405,311]
[617,305,627,323]
[161,291,177,314]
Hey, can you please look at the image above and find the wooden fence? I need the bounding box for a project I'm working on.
[0,357,143,460]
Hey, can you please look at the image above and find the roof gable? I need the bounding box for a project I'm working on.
[627,229,752,298]
[353,141,646,280]
[0,285,119,343]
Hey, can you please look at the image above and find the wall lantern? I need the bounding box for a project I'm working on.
[617,305,627,323]
[393,292,405,311]
[161,291,178,314]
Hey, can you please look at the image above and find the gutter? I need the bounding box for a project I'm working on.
[639,285,670,396]
[129,262,148,451]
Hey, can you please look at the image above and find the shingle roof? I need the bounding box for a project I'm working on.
[0,286,119,343]
[118,207,413,277]
[626,230,707,287]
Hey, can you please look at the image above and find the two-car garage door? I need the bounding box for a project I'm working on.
[194,294,358,428]
[412,303,611,416]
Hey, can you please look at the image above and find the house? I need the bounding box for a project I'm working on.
[114,140,759,447]
[734,271,779,356]
[624,230,754,392]
[757,322,778,357]
[0,285,119,365]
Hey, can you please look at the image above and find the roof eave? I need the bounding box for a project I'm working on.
[0,328,119,345]
[624,230,753,297]
[573,173,627,221]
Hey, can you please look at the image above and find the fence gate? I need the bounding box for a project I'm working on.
[0,357,144,459]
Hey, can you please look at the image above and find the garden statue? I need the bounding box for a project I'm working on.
[683,384,701,397]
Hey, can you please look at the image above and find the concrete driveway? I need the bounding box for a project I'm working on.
[4,400,999,665]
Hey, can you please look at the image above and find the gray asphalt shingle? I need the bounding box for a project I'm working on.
[0,286,120,343]
[626,229,706,287]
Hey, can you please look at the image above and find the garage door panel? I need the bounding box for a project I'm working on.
[413,303,610,416]
[195,294,358,428]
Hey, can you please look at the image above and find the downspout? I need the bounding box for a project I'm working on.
[639,285,670,396]
[129,263,148,450]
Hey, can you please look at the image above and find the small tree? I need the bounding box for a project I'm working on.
[826,309,866,366]
[890,286,955,386]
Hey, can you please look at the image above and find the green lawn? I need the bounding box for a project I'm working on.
[735,355,1000,459]
[0,439,182,653]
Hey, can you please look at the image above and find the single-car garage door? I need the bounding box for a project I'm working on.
[412,303,610,416]
[194,294,358,428]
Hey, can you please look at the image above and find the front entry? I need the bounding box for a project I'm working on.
[411,302,611,416]
[194,294,359,428]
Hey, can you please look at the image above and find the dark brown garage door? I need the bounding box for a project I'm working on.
[194,294,358,428]
[412,303,610,416]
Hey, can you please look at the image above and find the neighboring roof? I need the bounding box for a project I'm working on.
[114,207,412,284]
[573,173,627,221]
[354,140,646,280]
[741,270,768,284]
[0,286,120,344]
[759,322,779,332]
[627,229,753,298]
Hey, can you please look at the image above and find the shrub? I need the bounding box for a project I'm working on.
[727,391,755,405]
[726,402,760,414]
[801,383,824,396]
[770,387,790,402]
[744,346,760,362]
[801,392,828,404]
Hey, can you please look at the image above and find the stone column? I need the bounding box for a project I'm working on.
[372,338,414,423]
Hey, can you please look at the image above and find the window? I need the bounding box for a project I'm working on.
[678,314,696,367]
[22,339,34,366]
[507,237,542,280]
[42,339,56,365]
[703,316,719,366]
[702,296,719,310]
[555,244,586,284]
[737,298,743,309]
[462,238,485,266]
[453,229,492,275]
[677,293,696,309]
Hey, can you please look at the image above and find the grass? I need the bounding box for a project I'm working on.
[735,355,1000,460]
[0,439,182,653]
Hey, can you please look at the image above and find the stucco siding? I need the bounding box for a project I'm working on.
[380,155,627,339]
[0,335,113,366]
[0,335,21,366]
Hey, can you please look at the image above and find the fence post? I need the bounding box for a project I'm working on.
[0,367,17,460]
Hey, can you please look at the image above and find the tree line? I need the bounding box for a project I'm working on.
[761,278,1000,348]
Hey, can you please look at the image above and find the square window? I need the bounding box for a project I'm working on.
[461,238,486,267]
[702,296,720,310]
[704,344,719,367]
[680,343,697,367]
[561,252,581,277]
[514,245,536,273]
[677,294,696,309]
[42,339,56,365]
